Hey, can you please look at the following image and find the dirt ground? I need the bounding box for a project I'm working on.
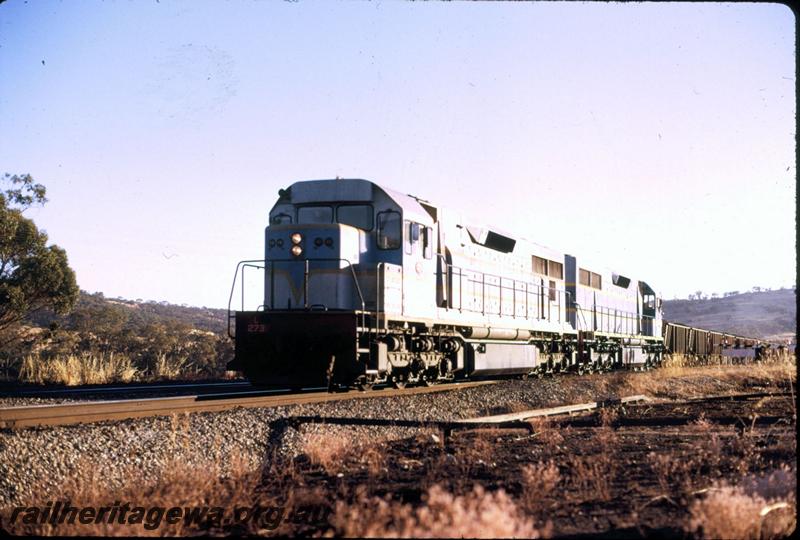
[2,362,796,538]
[279,391,796,538]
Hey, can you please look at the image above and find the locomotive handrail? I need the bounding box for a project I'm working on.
[227,259,266,339]
[226,257,366,339]
[428,254,663,335]
[434,254,566,323]
[263,257,366,313]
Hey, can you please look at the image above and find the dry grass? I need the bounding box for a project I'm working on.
[361,443,388,477]
[529,416,565,447]
[687,466,796,539]
[331,483,549,538]
[454,432,497,477]
[1,453,271,536]
[649,418,754,497]
[650,451,694,495]
[301,430,356,474]
[15,351,204,385]
[507,399,534,413]
[623,354,796,399]
[18,353,139,385]
[567,454,615,502]
[521,460,561,513]
[152,352,191,380]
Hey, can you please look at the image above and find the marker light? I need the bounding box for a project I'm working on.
[314,237,323,247]
[291,245,303,257]
[324,237,334,247]
[269,239,276,248]
[276,239,284,247]
[291,232,303,245]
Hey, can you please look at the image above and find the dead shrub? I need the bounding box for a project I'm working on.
[331,483,548,538]
[529,417,565,447]
[650,452,691,494]
[729,427,762,475]
[594,424,618,451]
[18,352,139,385]
[454,432,496,477]
[152,352,191,380]
[507,400,533,413]
[598,406,619,427]
[301,430,353,474]
[521,460,561,512]
[361,443,388,477]
[1,453,271,536]
[739,465,797,502]
[568,454,614,502]
[688,477,796,539]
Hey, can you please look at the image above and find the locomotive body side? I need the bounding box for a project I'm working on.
[231,178,666,388]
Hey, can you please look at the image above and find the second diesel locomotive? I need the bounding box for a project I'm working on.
[228,178,681,389]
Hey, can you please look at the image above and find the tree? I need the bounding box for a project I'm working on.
[0,174,79,344]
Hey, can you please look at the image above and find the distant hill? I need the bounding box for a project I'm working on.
[28,291,229,335]
[663,289,796,340]
[9,292,234,381]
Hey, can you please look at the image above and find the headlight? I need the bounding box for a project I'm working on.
[313,237,323,247]
[291,245,303,257]
[324,237,334,247]
[268,239,276,248]
[276,239,284,247]
[291,232,303,245]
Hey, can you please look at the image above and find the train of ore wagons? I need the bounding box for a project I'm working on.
[227,178,766,390]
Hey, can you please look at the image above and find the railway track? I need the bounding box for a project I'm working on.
[0,380,498,430]
[0,380,253,398]
[273,390,795,440]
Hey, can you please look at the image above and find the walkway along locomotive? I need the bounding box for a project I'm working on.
[227,179,762,389]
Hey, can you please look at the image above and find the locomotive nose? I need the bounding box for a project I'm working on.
[265,223,364,310]
[266,224,361,266]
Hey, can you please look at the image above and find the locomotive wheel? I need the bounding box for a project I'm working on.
[390,376,407,389]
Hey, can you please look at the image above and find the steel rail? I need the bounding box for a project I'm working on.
[460,394,650,424]
[0,380,498,430]
[277,389,794,442]
[0,380,253,398]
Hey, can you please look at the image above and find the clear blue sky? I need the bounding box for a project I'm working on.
[1,1,795,308]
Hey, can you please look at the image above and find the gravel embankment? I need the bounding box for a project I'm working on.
[0,369,780,508]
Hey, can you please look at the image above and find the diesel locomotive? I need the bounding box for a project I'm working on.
[227,178,761,389]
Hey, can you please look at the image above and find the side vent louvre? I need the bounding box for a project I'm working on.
[465,226,516,253]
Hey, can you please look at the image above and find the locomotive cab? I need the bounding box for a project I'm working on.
[231,178,436,387]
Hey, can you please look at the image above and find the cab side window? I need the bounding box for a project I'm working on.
[422,226,433,259]
[404,221,420,255]
[377,211,401,249]
[404,221,433,258]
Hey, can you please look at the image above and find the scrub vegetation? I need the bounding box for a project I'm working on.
[1,292,234,383]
